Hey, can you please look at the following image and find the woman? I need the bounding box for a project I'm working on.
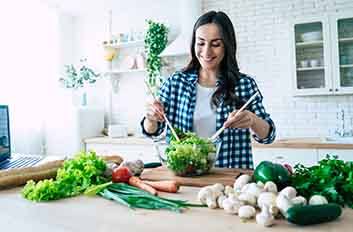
[141,11,276,169]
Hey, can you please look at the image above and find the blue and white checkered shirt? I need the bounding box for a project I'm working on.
[141,69,276,169]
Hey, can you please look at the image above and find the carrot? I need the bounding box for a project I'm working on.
[128,176,158,196]
[142,180,180,193]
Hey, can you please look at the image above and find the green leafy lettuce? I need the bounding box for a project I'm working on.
[166,132,216,176]
[22,151,107,201]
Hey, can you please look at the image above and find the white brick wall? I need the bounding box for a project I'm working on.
[203,0,353,139]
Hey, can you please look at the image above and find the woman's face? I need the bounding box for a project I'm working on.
[194,23,225,72]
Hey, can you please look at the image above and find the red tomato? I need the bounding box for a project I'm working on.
[111,167,132,183]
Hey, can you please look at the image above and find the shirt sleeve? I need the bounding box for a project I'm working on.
[247,78,276,144]
[140,76,171,138]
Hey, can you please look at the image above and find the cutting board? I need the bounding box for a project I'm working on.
[140,166,253,187]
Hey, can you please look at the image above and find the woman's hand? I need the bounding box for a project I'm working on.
[223,110,271,139]
[145,100,165,123]
[223,110,256,129]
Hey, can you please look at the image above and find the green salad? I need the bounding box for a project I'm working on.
[165,132,217,176]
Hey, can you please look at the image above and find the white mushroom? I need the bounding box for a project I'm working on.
[197,186,214,205]
[257,192,277,209]
[234,174,252,191]
[217,195,227,209]
[228,194,240,203]
[206,197,218,209]
[256,204,275,227]
[227,192,239,199]
[309,195,328,205]
[242,182,264,198]
[238,193,257,206]
[210,184,225,199]
[238,205,256,220]
[257,181,265,188]
[279,186,297,200]
[224,185,234,196]
[212,183,225,193]
[264,181,278,193]
[269,205,280,217]
[222,197,242,214]
[291,196,307,206]
[276,194,293,217]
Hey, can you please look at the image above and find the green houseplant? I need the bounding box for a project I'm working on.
[144,20,168,92]
[59,59,100,89]
[59,59,100,106]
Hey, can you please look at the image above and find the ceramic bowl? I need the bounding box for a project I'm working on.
[301,31,322,42]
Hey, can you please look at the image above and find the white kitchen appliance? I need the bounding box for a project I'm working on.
[45,106,104,157]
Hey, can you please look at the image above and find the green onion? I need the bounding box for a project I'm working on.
[98,183,204,212]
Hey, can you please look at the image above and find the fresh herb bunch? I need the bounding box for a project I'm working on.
[22,151,107,201]
[94,183,202,212]
[292,155,353,208]
[59,59,100,89]
[166,132,216,176]
[144,20,168,90]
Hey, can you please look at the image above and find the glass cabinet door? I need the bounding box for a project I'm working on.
[294,22,326,90]
[337,17,353,88]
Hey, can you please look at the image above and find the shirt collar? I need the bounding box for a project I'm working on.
[185,69,198,84]
[187,69,223,87]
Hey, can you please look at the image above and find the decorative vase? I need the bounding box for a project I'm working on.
[72,88,88,107]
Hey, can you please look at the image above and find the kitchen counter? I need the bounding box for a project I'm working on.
[84,136,353,149]
[1,187,352,232]
[254,137,353,149]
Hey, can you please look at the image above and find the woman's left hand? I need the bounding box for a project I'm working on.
[223,110,256,129]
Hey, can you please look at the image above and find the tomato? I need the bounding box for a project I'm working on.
[111,166,132,183]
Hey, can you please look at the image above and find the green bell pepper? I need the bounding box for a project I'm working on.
[254,161,291,189]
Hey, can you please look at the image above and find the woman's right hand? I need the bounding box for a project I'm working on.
[145,100,165,123]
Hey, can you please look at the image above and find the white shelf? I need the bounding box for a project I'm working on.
[340,64,353,68]
[296,40,323,47]
[338,37,353,43]
[103,40,144,49]
[297,66,325,71]
[105,69,146,75]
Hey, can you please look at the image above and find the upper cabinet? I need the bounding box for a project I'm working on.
[291,12,353,96]
[331,12,353,94]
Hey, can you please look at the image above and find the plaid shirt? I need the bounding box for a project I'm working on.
[141,69,276,169]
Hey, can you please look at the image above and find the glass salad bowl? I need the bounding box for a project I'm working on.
[154,136,222,177]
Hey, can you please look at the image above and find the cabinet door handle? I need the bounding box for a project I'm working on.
[335,88,339,92]
[329,88,333,92]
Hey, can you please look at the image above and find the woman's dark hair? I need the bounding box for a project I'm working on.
[184,11,241,109]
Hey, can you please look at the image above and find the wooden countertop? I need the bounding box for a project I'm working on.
[253,137,353,149]
[1,187,352,232]
[84,136,353,149]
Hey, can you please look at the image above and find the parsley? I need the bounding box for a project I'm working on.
[292,155,353,208]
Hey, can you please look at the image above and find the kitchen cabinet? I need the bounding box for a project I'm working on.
[252,148,317,167]
[318,149,353,162]
[291,12,353,96]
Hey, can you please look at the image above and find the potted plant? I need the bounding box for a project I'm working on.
[59,59,100,106]
[144,20,168,94]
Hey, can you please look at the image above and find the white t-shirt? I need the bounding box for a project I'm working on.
[193,83,217,138]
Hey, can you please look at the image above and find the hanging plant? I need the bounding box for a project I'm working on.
[144,20,168,91]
